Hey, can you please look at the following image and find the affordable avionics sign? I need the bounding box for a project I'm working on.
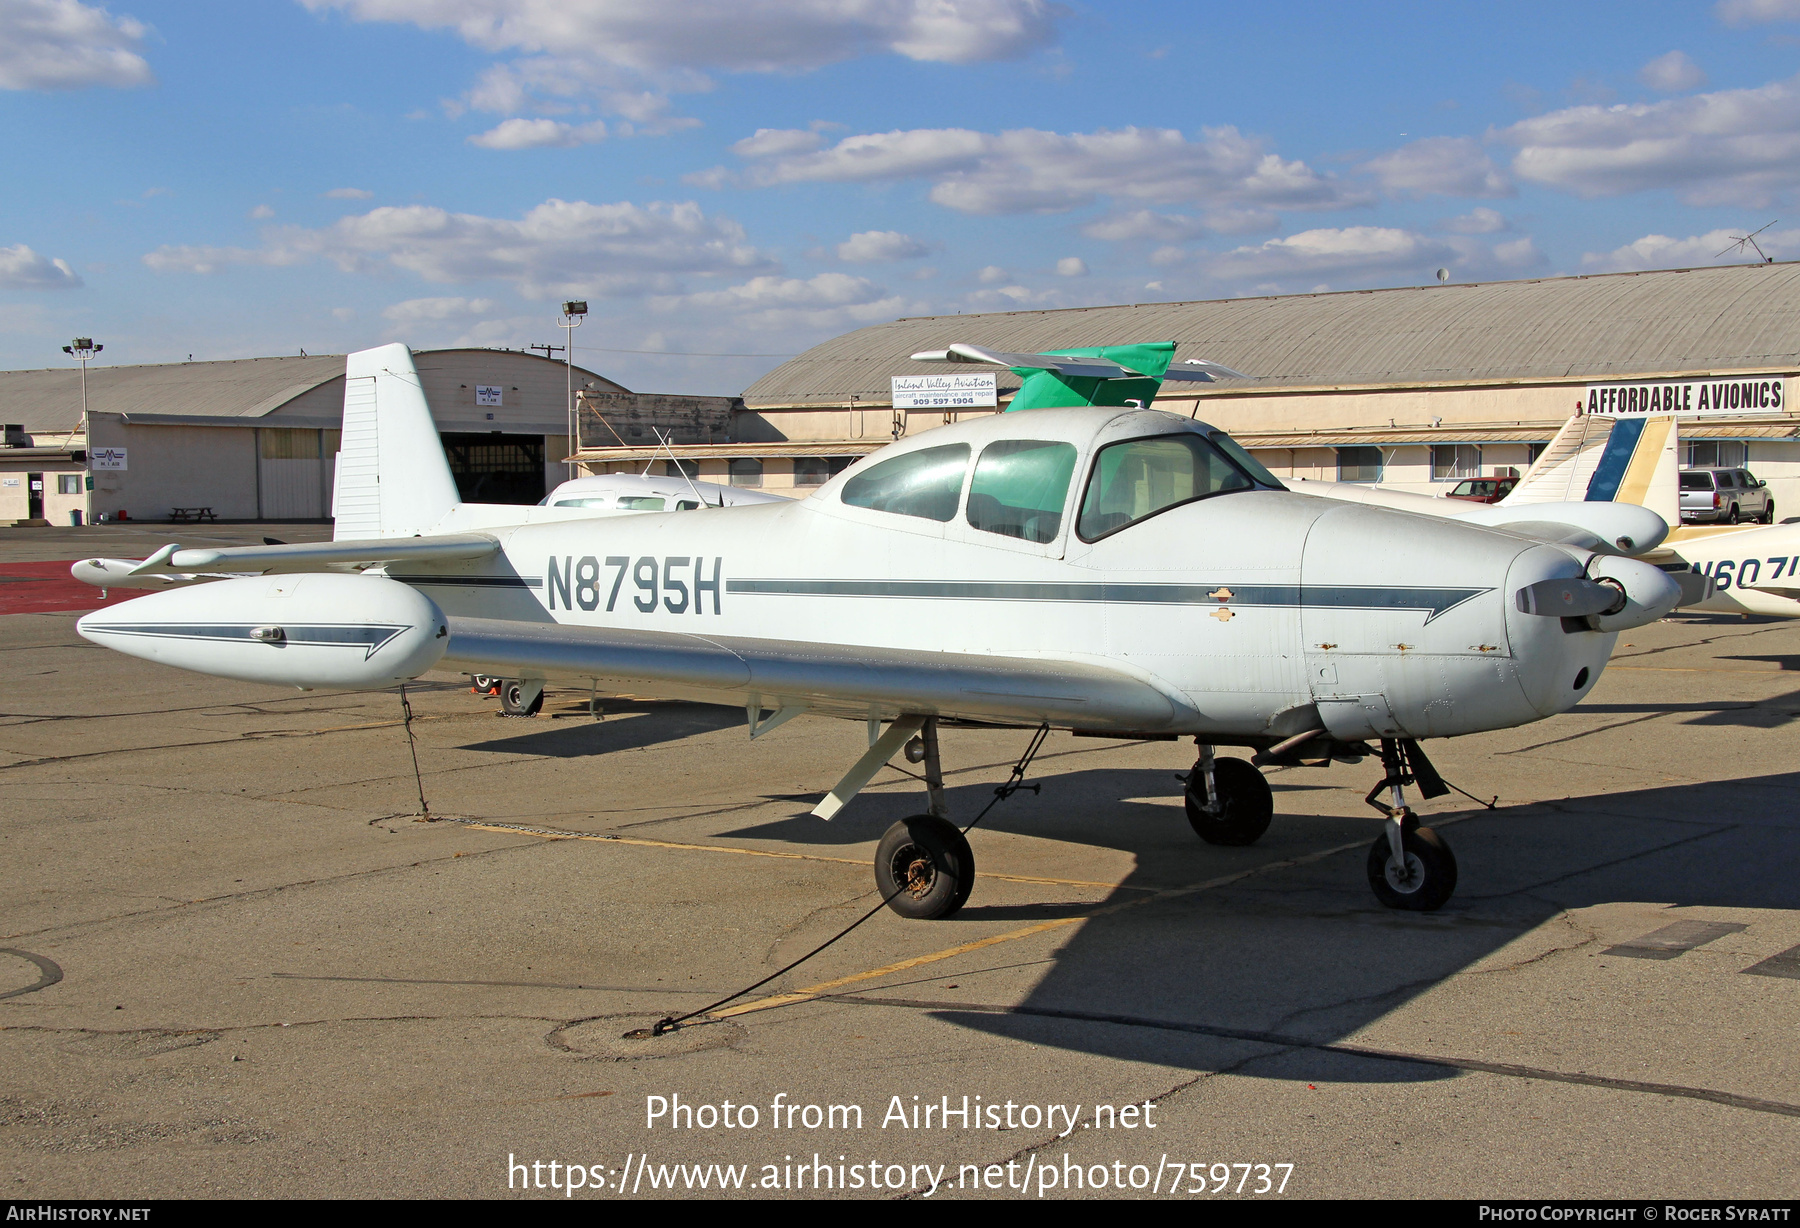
[1586,375,1791,417]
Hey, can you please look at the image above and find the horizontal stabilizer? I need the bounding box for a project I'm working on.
[439,617,1184,731]
[913,343,1136,380]
[92,534,502,582]
[1160,358,1250,382]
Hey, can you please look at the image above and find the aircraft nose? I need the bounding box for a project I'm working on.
[1503,543,1618,716]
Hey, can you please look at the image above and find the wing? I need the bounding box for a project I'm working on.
[439,617,1186,731]
[74,533,501,587]
[910,343,1136,380]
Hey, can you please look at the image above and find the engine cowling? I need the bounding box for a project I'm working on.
[77,573,448,690]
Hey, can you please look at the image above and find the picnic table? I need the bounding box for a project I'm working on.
[169,507,217,522]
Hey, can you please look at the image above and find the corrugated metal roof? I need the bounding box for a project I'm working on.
[0,348,618,433]
[0,354,347,432]
[743,263,1800,408]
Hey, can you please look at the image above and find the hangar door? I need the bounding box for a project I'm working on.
[258,428,324,519]
[441,432,545,504]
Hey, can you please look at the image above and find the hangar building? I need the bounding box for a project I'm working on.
[574,263,1800,513]
[0,348,658,524]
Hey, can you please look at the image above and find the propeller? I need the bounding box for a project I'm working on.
[1514,577,1626,618]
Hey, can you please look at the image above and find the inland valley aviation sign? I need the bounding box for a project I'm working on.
[891,374,999,410]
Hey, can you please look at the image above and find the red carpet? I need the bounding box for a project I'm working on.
[0,560,147,615]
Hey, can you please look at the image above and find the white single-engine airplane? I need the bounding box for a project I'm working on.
[74,343,1684,915]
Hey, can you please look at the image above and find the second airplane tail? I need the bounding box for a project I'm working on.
[1503,413,1679,525]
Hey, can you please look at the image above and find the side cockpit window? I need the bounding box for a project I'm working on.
[841,443,970,522]
[1077,434,1253,541]
[966,439,1076,544]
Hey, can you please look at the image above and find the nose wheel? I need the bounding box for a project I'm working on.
[1364,738,1457,911]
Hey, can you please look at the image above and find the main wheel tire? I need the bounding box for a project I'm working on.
[500,681,543,717]
[1762,501,1775,525]
[875,815,975,920]
[1366,826,1458,911]
[1184,757,1274,846]
[1729,504,1741,525]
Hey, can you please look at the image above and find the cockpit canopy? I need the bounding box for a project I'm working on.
[828,406,1282,544]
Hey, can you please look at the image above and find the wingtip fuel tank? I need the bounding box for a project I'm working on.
[77,573,448,690]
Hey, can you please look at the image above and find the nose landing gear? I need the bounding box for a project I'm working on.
[1364,738,1457,911]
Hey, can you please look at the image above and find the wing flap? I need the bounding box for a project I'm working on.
[439,617,1184,730]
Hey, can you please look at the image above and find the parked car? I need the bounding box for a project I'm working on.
[1444,476,1518,504]
[1679,468,1774,525]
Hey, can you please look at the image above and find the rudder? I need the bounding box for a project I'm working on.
[331,343,460,540]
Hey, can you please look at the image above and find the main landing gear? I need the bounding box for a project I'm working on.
[1363,738,1457,912]
[1184,744,1273,845]
[866,717,978,921]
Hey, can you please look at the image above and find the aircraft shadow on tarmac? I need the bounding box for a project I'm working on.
[458,701,744,757]
[1574,688,1800,726]
[724,761,1800,1084]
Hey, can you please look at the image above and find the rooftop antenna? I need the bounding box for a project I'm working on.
[1717,221,1778,264]
[1436,268,1449,283]
[648,427,708,505]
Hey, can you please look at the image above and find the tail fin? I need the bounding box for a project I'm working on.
[1502,413,1679,524]
[331,343,460,540]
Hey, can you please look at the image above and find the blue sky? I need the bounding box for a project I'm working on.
[7,0,1800,393]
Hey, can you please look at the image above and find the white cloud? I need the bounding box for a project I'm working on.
[0,0,152,90]
[1206,226,1455,283]
[1361,136,1512,198]
[835,229,929,262]
[1639,50,1706,93]
[382,296,499,323]
[468,116,607,148]
[732,127,825,158]
[249,204,276,219]
[733,124,1367,216]
[1492,236,1542,267]
[305,1,1060,138]
[1055,256,1087,276]
[143,198,775,300]
[0,243,82,288]
[139,244,299,274]
[1501,74,1800,205]
[324,187,373,199]
[1579,226,1800,272]
[1716,0,1800,25]
[304,0,1060,71]
[1081,210,1210,241]
[651,271,919,331]
[976,264,1008,283]
[1442,206,1508,233]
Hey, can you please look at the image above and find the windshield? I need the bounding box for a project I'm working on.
[1078,433,1255,541]
[1207,431,1283,488]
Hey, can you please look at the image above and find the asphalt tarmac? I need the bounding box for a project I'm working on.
[2,524,1797,1199]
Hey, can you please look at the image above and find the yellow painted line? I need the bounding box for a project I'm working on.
[715,831,1391,1021]
[450,820,1150,893]
[713,918,1085,1017]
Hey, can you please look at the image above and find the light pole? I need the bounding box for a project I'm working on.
[560,301,587,479]
[61,337,102,446]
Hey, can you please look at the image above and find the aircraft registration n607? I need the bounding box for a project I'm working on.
[73,343,1684,916]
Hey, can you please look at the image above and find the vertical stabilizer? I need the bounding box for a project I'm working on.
[331,343,460,540]
[1501,412,1679,524]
